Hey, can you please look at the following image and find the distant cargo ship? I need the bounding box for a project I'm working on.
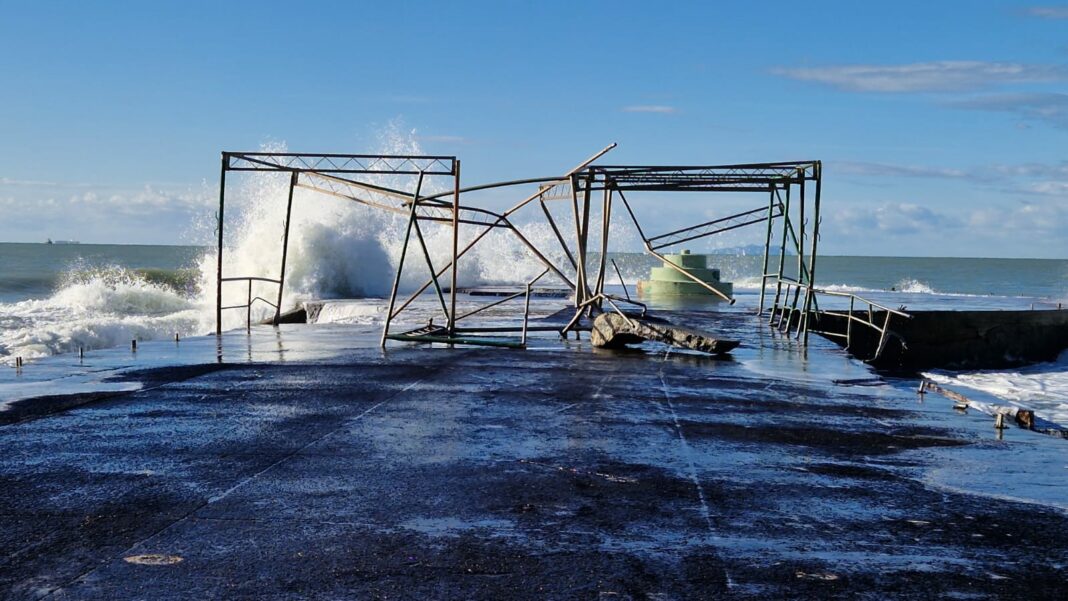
[45,238,80,245]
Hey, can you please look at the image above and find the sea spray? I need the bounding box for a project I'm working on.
[197,125,648,329]
[0,267,201,363]
[1,125,611,363]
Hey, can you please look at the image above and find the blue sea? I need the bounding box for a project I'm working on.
[1,241,1066,424]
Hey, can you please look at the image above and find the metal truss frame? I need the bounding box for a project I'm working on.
[214,151,460,336]
[215,147,842,348]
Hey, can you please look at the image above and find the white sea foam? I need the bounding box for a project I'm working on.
[0,270,205,364]
[923,350,1068,426]
[820,283,879,294]
[196,152,581,333]
[1,124,1062,371]
[730,276,773,291]
[893,278,935,294]
[314,300,386,325]
[0,124,593,363]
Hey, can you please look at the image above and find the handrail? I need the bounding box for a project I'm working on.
[453,268,551,322]
[809,288,912,318]
[219,277,282,330]
[221,276,282,284]
[769,278,913,361]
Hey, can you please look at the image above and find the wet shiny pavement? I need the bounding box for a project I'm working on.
[1,316,1067,599]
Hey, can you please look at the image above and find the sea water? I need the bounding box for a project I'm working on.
[2,243,1064,360]
[2,239,1066,419]
[1,128,1065,420]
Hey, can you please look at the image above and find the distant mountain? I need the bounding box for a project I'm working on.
[709,244,794,256]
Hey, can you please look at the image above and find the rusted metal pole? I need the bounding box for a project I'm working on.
[615,190,648,242]
[411,209,451,322]
[594,184,612,299]
[611,259,631,302]
[540,199,577,270]
[569,174,585,308]
[759,183,776,314]
[449,161,460,335]
[801,163,822,344]
[579,171,594,309]
[495,220,576,292]
[216,153,227,336]
[770,185,791,324]
[381,172,424,347]
[388,215,575,321]
[788,174,806,336]
[274,171,298,325]
[391,146,616,321]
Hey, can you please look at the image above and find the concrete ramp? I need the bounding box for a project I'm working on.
[590,312,740,354]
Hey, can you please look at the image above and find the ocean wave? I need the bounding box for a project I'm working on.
[0,267,207,364]
[923,349,1068,426]
[1,126,587,363]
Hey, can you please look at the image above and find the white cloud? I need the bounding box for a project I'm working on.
[1025,6,1068,19]
[621,105,677,114]
[949,92,1068,127]
[772,61,1068,92]
[1024,181,1068,195]
[829,202,959,236]
[968,201,1068,232]
[834,159,1068,198]
[61,184,214,213]
[987,161,1068,178]
[834,161,971,179]
[0,177,99,188]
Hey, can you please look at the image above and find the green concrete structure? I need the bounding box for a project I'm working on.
[639,250,733,299]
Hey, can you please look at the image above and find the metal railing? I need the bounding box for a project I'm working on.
[389,268,559,348]
[770,280,912,360]
[219,276,280,331]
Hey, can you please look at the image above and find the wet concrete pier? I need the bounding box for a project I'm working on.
[1,312,1067,599]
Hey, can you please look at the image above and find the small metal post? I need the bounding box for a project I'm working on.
[611,259,631,302]
[846,295,855,350]
[247,279,252,332]
[131,339,137,352]
[522,282,532,345]
[79,347,84,359]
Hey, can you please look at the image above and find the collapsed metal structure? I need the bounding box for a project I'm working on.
[215,145,908,354]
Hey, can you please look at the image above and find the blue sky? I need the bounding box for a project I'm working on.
[1,1,1066,257]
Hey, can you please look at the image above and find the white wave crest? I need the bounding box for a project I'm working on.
[0,269,205,364]
[893,278,935,294]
